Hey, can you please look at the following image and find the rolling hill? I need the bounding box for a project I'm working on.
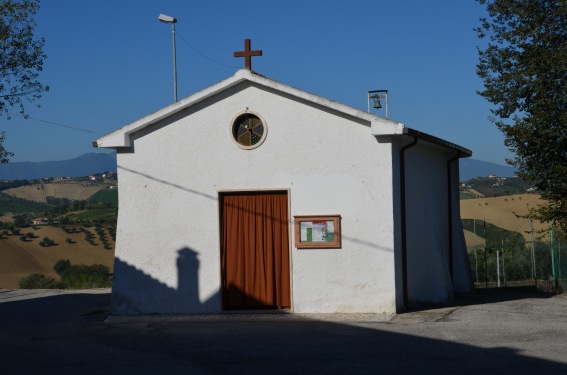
[0,152,509,183]
[2,183,106,203]
[0,225,115,289]
[460,193,548,245]
[0,152,116,180]
[459,158,516,181]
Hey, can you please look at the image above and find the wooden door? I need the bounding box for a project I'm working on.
[220,191,291,309]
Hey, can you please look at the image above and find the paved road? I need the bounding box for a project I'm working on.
[0,289,566,374]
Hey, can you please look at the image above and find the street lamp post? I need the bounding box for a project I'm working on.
[158,14,178,103]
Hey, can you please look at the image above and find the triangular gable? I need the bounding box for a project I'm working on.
[95,69,405,148]
[94,69,470,157]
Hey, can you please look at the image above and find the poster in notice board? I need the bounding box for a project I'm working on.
[294,215,341,249]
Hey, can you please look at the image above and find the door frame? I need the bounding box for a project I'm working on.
[217,188,293,311]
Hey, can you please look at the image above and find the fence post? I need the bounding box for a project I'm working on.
[484,219,488,288]
[551,220,556,283]
[497,249,501,288]
[530,213,536,282]
[474,218,479,283]
[502,239,506,286]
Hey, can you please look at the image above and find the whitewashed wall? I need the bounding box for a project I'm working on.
[403,141,465,305]
[450,161,474,293]
[111,82,399,314]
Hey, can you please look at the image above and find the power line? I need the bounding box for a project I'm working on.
[6,112,104,135]
[4,36,240,136]
[176,32,240,69]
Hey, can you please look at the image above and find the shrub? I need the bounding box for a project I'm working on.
[19,274,63,289]
[49,260,111,289]
[53,259,71,275]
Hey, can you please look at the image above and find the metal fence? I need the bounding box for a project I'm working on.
[463,218,566,291]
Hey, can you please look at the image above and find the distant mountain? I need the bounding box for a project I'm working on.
[0,152,512,183]
[0,152,117,180]
[459,158,516,181]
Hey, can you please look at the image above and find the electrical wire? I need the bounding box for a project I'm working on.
[4,36,240,136]
[6,112,104,135]
[177,32,240,69]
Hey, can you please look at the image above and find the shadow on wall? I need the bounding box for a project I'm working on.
[112,247,267,314]
[112,247,220,314]
[117,164,395,254]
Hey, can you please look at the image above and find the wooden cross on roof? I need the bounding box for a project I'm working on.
[234,39,262,70]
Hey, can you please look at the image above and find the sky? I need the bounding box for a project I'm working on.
[1,0,513,165]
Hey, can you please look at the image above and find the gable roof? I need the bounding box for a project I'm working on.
[94,69,471,157]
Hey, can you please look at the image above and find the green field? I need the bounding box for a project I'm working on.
[460,191,477,200]
[68,208,117,220]
[87,189,118,207]
[0,192,51,213]
[461,218,524,246]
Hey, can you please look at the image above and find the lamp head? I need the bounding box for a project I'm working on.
[158,14,177,23]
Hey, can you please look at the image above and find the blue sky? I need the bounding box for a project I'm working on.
[1,0,512,165]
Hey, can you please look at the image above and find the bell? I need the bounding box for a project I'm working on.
[373,97,382,109]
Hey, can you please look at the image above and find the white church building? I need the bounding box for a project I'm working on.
[96,50,473,314]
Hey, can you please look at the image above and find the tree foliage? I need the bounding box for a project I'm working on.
[0,0,48,162]
[54,260,111,289]
[0,0,48,114]
[53,259,71,275]
[475,0,567,232]
[0,131,12,163]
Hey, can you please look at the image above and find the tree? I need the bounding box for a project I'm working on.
[0,0,48,162]
[13,214,26,227]
[53,259,71,276]
[0,131,12,163]
[476,0,567,233]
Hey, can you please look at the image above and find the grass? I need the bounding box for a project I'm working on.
[88,189,118,207]
[0,192,51,213]
[460,191,477,200]
[68,208,117,220]
[462,218,524,245]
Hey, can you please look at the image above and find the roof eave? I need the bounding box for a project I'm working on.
[95,71,251,148]
[95,69,404,149]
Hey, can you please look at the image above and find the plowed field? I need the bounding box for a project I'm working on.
[0,225,114,289]
[3,183,105,202]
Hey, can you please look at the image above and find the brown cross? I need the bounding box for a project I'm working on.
[234,39,262,70]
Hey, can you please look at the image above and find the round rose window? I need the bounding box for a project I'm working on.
[232,113,266,149]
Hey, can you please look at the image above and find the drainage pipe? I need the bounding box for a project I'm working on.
[400,136,418,310]
[447,153,461,285]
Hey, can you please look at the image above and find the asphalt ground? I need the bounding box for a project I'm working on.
[0,288,566,374]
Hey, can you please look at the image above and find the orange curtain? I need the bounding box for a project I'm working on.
[221,192,291,309]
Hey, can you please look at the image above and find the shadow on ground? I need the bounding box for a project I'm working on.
[0,289,565,374]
